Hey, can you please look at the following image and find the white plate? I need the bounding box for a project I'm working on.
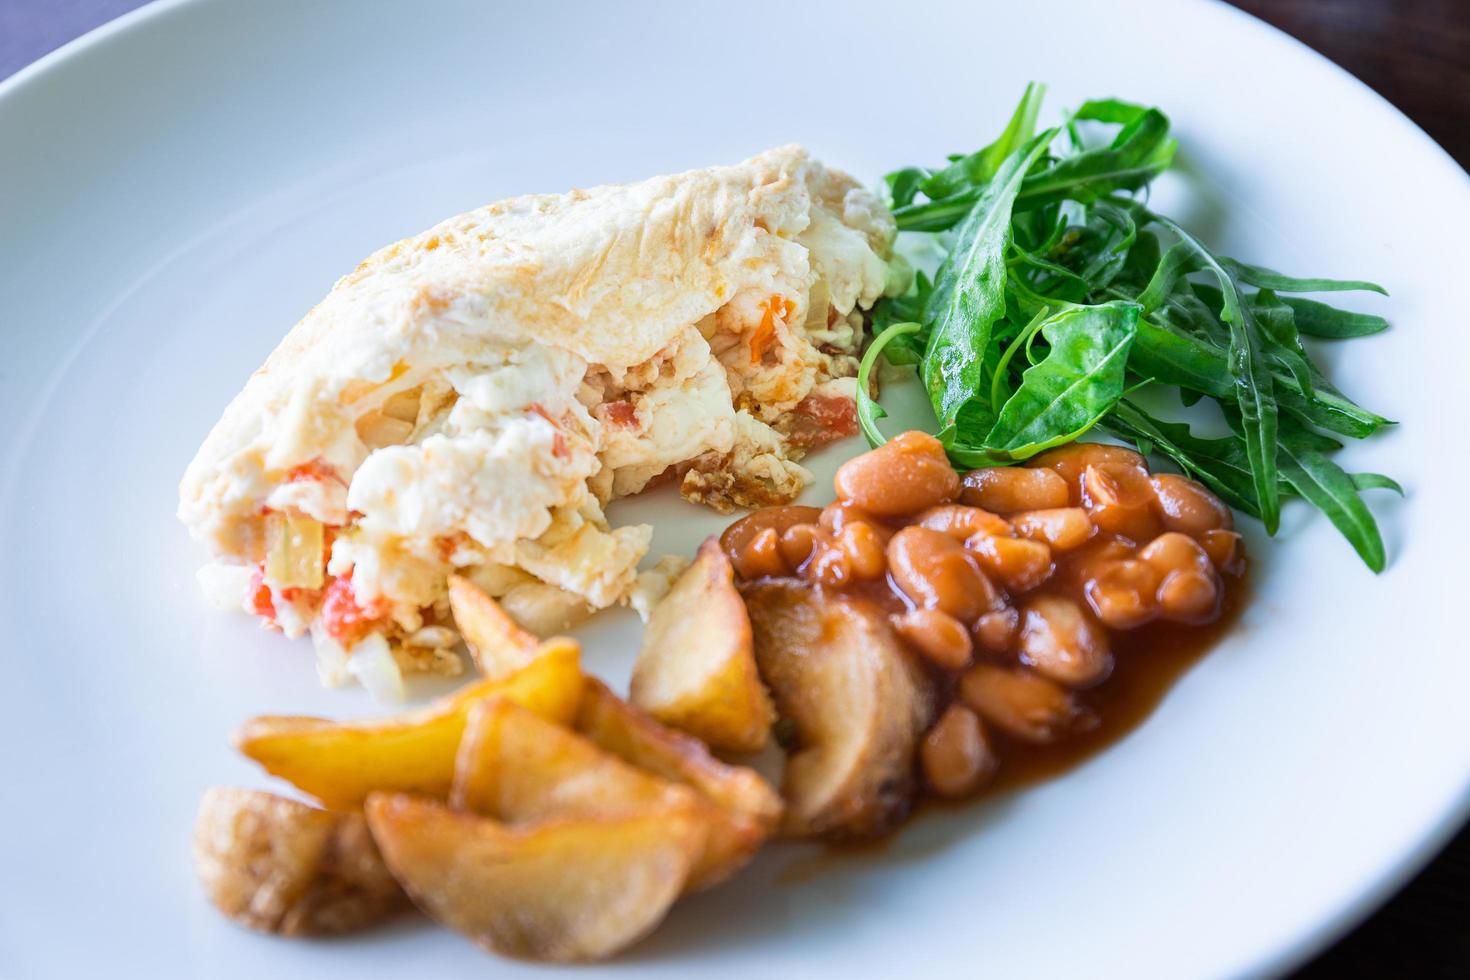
[3,1,1468,977]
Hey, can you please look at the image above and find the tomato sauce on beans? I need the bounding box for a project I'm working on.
[721,432,1247,804]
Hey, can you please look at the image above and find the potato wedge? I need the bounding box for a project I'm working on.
[451,697,698,819]
[630,538,774,753]
[447,574,538,677]
[744,581,934,840]
[236,639,582,809]
[194,787,406,936]
[577,679,781,888]
[451,697,742,889]
[499,581,595,636]
[366,793,702,962]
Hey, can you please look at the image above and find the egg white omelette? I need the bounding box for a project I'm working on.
[179,147,901,692]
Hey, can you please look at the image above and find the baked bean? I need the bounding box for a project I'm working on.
[960,466,1070,513]
[1083,558,1161,629]
[967,534,1054,593]
[773,521,861,588]
[722,432,1245,814]
[1081,464,1163,541]
[1064,537,1128,581]
[1017,595,1113,688]
[893,608,973,670]
[1009,507,1094,550]
[721,505,822,567]
[733,527,789,579]
[916,504,1011,542]
[778,523,826,571]
[1199,529,1245,575]
[887,526,997,621]
[921,705,998,798]
[819,500,888,537]
[1138,532,1213,576]
[959,664,1079,744]
[835,522,887,580]
[834,430,958,516]
[1151,474,1233,534]
[1031,442,1149,497]
[1139,533,1219,622]
[974,607,1020,654]
[1158,570,1218,620]
[805,546,853,589]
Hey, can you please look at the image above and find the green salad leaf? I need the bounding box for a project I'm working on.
[921,130,1057,439]
[980,301,1138,459]
[868,85,1397,570]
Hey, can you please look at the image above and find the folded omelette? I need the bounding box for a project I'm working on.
[179,146,901,688]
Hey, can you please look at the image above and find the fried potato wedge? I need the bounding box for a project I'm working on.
[630,538,774,753]
[366,793,702,962]
[194,787,406,936]
[236,640,582,809]
[451,697,697,819]
[744,581,934,840]
[577,679,781,888]
[500,582,595,636]
[448,574,538,678]
[451,697,737,889]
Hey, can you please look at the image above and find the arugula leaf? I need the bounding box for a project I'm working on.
[1126,318,1232,397]
[1071,98,1156,125]
[981,301,1139,458]
[892,190,989,233]
[865,85,1398,570]
[892,110,1176,232]
[1103,401,1266,516]
[1278,439,1387,572]
[870,271,932,365]
[1147,213,1282,533]
[1253,288,1317,401]
[1282,296,1390,339]
[1137,242,1203,316]
[1220,258,1388,296]
[885,167,930,209]
[1010,241,1092,302]
[855,321,923,448]
[990,309,1049,411]
[920,82,1046,200]
[1353,472,1404,494]
[1185,283,1392,435]
[1018,107,1176,208]
[921,130,1057,437]
[1277,382,1390,440]
[1117,228,1162,290]
[1074,200,1138,289]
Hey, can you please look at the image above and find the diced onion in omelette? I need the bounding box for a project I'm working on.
[178,146,901,673]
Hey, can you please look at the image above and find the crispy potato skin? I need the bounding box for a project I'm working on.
[211,611,794,958]
[630,538,774,753]
[233,641,582,809]
[447,574,539,678]
[193,787,407,936]
[450,697,699,821]
[365,793,702,962]
[576,679,781,889]
[744,581,934,840]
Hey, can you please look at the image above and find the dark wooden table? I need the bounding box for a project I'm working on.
[3,1,1466,976]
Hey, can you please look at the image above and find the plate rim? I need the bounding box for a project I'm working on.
[3,1,1469,977]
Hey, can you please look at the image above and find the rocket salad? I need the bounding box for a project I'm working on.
[859,83,1399,571]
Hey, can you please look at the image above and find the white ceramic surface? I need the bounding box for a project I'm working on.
[2,1,1468,977]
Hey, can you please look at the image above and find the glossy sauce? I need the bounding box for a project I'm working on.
[723,435,1248,837]
[976,573,1247,797]
[774,579,1248,882]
